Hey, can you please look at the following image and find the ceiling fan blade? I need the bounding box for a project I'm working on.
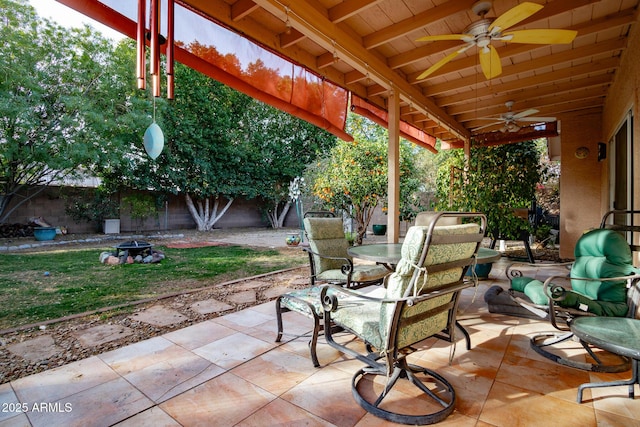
[473,122,502,132]
[488,2,543,33]
[475,117,503,121]
[513,108,539,119]
[518,116,557,122]
[416,34,470,42]
[416,45,470,80]
[503,29,578,44]
[479,45,502,79]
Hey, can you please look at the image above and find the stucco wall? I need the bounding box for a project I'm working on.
[558,20,639,259]
[558,113,603,258]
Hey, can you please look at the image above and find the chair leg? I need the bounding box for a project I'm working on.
[275,296,285,343]
[456,321,471,350]
[530,332,630,373]
[351,358,456,425]
[274,294,322,367]
[577,359,639,403]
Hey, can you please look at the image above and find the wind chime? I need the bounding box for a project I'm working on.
[137,0,175,160]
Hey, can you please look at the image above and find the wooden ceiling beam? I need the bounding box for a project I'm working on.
[437,69,611,108]
[447,74,612,117]
[317,52,338,69]
[438,58,618,111]
[362,0,475,49]
[462,88,609,128]
[279,28,306,48]
[345,69,366,84]
[329,0,384,24]
[230,0,258,21]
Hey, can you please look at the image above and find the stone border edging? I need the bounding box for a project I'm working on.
[0,264,306,335]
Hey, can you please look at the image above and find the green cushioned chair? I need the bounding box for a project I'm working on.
[275,216,388,367]
[506,221,640,372]
[321,212,486,425]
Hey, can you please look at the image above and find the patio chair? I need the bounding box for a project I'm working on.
[275,216,388,367]
[499,210,640,372]
[321,212,486,424]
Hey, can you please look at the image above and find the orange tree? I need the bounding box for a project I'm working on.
[309,138,387,244]
[308,115,423,244]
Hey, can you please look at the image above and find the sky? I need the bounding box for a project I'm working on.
[28,0,124,40]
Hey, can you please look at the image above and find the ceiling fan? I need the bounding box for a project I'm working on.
[473,101,556,133]
[416,1,577,80]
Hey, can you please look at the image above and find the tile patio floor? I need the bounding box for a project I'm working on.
[1,259,639,426]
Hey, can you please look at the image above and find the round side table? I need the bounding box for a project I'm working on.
[571,316,640,403]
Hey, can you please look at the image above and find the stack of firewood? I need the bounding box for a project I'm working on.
[0,223,35,238]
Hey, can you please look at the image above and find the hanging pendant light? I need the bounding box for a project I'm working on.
[144,121,164,160]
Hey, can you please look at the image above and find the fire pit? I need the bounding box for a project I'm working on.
[114,240,153,258]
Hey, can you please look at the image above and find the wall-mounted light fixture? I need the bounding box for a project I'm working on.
[597,142,607,162]
[575,146,590,159]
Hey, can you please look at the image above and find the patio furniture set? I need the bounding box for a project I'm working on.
[275,210,640,425]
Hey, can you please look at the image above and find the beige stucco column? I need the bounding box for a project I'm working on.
[387,88,400,243]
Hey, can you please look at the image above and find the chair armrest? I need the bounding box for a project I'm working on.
[505,261,573,280]
[538,274,640,329]
[319,280,472,313]
[302,247,354,274]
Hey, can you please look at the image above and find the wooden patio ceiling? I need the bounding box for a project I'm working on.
[179,0,638,146]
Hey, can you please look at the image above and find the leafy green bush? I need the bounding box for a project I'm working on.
[435,141,541,241]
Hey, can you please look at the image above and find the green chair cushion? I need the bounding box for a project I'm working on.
[510,229,639,316]
[570,229,638,302]
[304,217,351,273]
[317,264,388,283]
[279,286,323,318]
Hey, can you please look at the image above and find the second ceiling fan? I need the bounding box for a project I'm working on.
[473,101,556,133]
[416,1,577,80]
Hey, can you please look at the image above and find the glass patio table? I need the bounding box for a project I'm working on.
[348,244,500,270]
[572,316,640,403]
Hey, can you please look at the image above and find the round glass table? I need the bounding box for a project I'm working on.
[572,316,640,402]
[348,244,500,270]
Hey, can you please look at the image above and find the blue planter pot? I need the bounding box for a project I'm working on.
[372,224,387,236]
[33,227,56,241]
[466,263,493,280]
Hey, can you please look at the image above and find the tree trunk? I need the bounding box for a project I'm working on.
[269,200,292,229]
[185,194,234,231]
[352,202,378,245]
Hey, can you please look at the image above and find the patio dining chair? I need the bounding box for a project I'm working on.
[321,212,486,424]
[498,210,640,372]
[275,216,388,367]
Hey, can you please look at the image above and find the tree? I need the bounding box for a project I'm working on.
[100,48,334,231]
[237,101,335,228]
[435,141,541,241]
[307,114,427,244]
[309,138,387,244]
[0,0,139,222]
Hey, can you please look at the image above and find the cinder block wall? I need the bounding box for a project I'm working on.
[2,186,298,234]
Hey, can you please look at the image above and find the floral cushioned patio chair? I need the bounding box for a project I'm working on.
[496,210,640,372]
[320,212,486,424]
[275,216,388,367]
